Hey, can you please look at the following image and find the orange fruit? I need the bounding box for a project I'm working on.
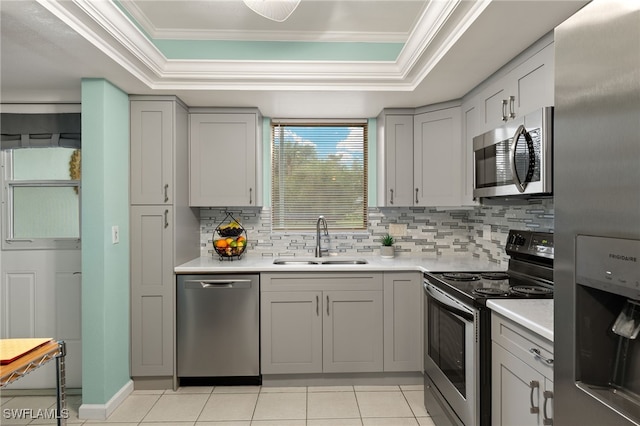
[215,239,228,248]
[237,236,246,243]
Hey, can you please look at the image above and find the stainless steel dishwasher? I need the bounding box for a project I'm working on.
[177,274,260,383]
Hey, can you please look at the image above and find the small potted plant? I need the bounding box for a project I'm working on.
[381,234,395,259]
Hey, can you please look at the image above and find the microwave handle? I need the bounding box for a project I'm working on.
[502,99,508,122]
[510,124,536,193]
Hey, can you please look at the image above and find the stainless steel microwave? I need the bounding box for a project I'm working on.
[473,107,553,198]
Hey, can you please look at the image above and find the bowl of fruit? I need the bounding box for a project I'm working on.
[214,235,247,258]
[213,213,247,260]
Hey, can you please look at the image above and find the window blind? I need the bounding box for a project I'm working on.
[1,113,81,150]
[271,121,368,231]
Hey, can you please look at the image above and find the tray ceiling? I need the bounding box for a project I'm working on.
[1,1,588,117]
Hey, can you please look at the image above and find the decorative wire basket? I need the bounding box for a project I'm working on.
[213,211,247,260]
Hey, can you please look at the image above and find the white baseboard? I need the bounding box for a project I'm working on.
[78,379,133,420]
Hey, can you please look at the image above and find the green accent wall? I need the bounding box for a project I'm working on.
[81,79,130,404]
[154,39,403,61]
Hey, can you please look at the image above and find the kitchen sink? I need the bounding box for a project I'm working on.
[273,258,368,265]
[272,259,319,265]
[320,259,368,265]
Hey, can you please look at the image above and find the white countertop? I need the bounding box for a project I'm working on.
[487,299,554,342]
[177,254,553,341]
[175,253,506,274]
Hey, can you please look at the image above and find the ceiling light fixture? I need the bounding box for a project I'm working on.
[242,0,301,22]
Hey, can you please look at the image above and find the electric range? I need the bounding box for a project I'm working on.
[423,229,554,426]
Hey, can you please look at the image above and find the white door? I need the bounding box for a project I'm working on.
[1,251,81,389]
[0,145,82,389]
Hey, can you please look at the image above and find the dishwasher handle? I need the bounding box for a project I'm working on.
[183,279,252,289]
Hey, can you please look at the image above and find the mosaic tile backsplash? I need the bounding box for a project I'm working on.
[201,199,554,265]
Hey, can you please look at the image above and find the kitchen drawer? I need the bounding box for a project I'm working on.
[261,272,383,292]
[491,312,554,377]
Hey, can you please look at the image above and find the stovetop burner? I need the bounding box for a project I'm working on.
[442,272,480,281]
[481,272,510,280]
[430,270,553,305]
[427,230,555,306]
[510,286,554,296]
[473,287,509,296]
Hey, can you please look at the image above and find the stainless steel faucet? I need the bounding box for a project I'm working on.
[315,215,329,257]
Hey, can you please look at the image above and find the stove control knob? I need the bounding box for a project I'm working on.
[510,234,526,246]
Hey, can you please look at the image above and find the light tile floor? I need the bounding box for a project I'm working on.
[1,385,436,425]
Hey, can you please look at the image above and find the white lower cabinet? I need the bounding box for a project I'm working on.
[323,290,383,373]
[383,272,422,372]
[260,272,393,375]
[491,312,554,426]
[130,205,174,377]
[261,291,323,374]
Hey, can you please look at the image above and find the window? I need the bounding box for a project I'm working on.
[2,147,81,249]
[271,120,368,231]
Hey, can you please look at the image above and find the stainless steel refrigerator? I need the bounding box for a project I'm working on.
[555,1,640,425]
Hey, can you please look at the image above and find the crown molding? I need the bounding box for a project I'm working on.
[399,0,492,86]
[36,0,164,87]
[36,0,487,92]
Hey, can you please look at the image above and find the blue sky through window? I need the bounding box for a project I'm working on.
[279,126,364,165]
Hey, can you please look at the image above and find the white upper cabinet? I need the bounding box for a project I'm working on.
[460,99,481,206]
[414,105,462,207]
[510,41,554,118]
[377,104,462,207]
[476,36,555,133]
[377,111,414,207]
[130,100,174,205]
[189,109,261,207]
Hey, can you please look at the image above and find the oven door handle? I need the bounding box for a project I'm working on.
[424,280,474,318]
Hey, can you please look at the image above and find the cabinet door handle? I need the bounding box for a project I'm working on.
[164,209,169,229]
[530,348,554,365]
[164,184,169,203]
[529,380,540,414]
[316,295,319,316]
[543,390,553,425]
[415,188,419,204]
[326,295,330,316]
[502,99,509,121]
[390,189,394,205]
[509,95,516,119]
[249,187,253,205]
